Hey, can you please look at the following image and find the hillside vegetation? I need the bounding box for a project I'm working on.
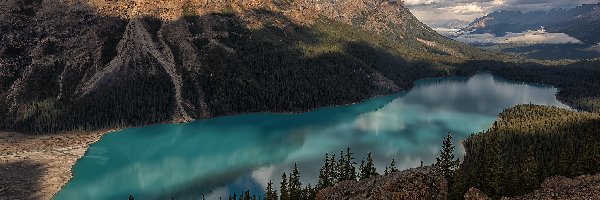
[453,104,600,199]
[460,59,600,113]
[0,0,496,133]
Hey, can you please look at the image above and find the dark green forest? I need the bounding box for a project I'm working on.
[459,59,600,113]
[451,104,600,199]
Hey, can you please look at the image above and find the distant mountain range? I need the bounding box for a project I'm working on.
[465,2,600,45]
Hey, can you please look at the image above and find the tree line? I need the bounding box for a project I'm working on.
[449,104,600,199]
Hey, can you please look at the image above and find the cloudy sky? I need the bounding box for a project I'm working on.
[406,0,600,28]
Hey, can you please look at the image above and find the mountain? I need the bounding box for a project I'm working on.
[465,3,600,45]
[0,0,494,133]
[456,3,600,60]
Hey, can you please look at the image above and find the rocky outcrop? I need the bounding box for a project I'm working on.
[505,174,600,200]
[316,166,447,200]
[462,174,600,200]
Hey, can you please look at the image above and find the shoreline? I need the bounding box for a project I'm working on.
[0,73,581,199]
[0,130,114,199]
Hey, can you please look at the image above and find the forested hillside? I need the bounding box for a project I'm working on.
[459,59,600,113]
[0,0,497,133]
[1,0,599,134]
[453,105,600,199]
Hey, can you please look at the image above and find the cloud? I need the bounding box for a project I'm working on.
[501,31,582,44]
[433,28,462,36]
[453,29,583,44]
[441,3,486,14]
[406,0,600,28]
[453,33,499,43]
[411,6,487,27]
[403,0,443,6]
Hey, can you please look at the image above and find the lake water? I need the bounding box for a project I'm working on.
[54,73,569,200]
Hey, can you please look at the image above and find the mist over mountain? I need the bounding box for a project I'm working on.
[445,2,600,60]
[464,2,600,45]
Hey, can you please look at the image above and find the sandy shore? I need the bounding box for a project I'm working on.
[0,131,109,200]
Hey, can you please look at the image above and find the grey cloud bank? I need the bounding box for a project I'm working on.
[407,0,600,28]
[453,29,583,44]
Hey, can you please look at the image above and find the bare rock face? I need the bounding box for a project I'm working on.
[316,167,447,200]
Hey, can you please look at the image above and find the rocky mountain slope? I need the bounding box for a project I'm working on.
[0,0,493,134]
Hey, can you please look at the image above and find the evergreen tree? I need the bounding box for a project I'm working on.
[360,152,378,180]
[337,150,347,181]
[304,183,316,200]
[317,153,331,189]
[345,147,357,181]
[265,180,278,200]
[289,163,302,200]
[244,190,250,200]
[389,158,398,173]
[359,159,366,178]
[328,153,338,184]
[435,132,460,180]
[336,147,357,181]
[280,172,289,200]
[522,148,539,191]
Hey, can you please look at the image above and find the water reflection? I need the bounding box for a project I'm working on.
[55,73,569,200]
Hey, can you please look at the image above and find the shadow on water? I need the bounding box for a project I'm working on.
[0,160,44,200]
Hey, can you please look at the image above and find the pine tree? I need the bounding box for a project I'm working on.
[244,190,250,200]
[337,150,347,181]
[289,163,302,200]
[522,148,539,191]
[328,153,338,184]
[265,180,278,200]
[389,158,398,173]
[317,153,331,189]
[345,147,357,181]
[359,159,366,179]
[304,183,316,200]
[435,132,460,181]
[360,152,378,180]
[280,172,289,200]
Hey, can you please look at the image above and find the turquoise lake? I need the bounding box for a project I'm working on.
[54,73,569,200]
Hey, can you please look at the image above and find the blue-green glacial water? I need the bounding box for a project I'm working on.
[54,73,569,200]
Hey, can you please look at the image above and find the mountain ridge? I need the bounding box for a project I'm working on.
[1,0,494,133]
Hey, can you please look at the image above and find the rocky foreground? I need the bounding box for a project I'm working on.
[318,166,600,200]
[0,131,106,199]
[465,174,600,200]
[316,166,447,200]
